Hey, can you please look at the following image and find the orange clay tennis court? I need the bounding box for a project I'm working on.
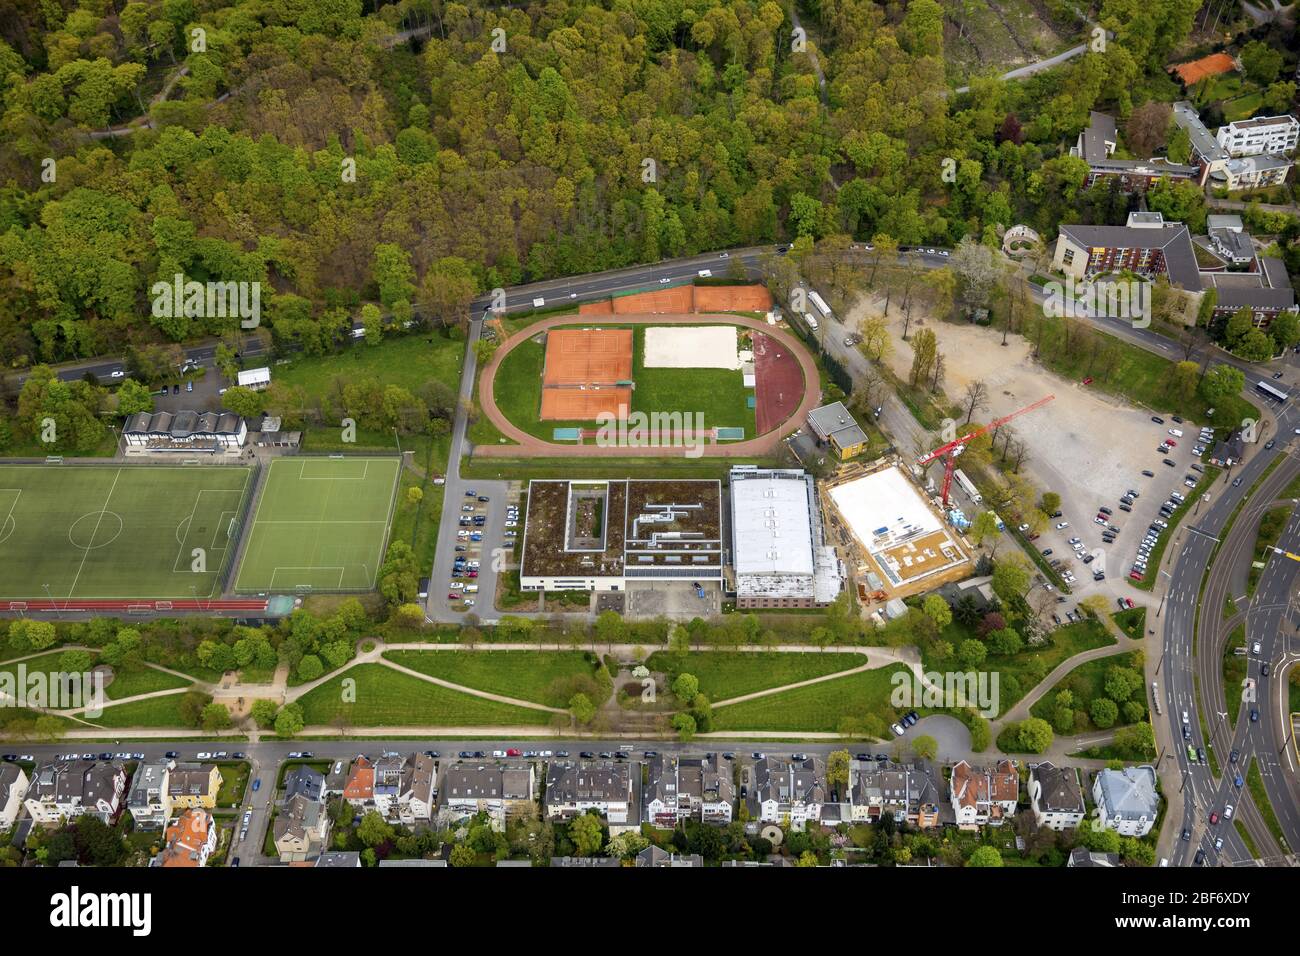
[539,328,634,420]
[539,386,632,420]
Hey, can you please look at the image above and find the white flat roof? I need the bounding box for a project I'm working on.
[237,367,270,385]
[730,473,814,576]
[829,467,941,548]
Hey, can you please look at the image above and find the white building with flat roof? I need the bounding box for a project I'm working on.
[237,366,271,390]
[828,466,969,597]
[729,467,843,608]
[1216,114,1299,158]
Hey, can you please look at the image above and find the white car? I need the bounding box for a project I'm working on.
[697,269,712,278]
[891,722,906,736]
[492,750,507,758]
[1056,522,1069,529]
[937,249,950,257]
[1224,804,1234,819]
[659,277,671,284]
[448,582,464,590]
[110,370,124,379]
[464,599,475,606]
[197,752,212,760]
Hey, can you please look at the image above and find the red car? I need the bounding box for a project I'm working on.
[1209,811,1220,825]
[506,748,522,757]
[1129,571,1143,581]
[1082,376,1093,385]
[447,592,461,600]
[1166,439,1176,447]
[468,570,478,578]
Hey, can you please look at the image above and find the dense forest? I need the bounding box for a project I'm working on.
[0,0,1292,371]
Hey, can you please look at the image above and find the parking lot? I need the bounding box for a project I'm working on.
[439,483,516,617]
[1031,417,1217,598]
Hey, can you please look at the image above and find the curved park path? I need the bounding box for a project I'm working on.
[475,313,821,458]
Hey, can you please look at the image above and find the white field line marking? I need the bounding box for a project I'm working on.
[66,468,123,600]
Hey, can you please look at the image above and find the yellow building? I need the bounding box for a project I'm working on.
[166,764,222,811]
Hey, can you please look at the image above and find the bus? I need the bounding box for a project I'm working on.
[1255,379,1289,403]
[953,468,982,504]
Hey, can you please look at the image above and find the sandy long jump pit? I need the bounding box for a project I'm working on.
[643,325,741,369]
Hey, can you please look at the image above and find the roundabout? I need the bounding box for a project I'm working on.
[475,312,821,458]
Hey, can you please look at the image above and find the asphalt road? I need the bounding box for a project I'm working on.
[1158,400,1300,867]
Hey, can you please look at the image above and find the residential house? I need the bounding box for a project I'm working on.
[323,760,349,797]
[1093,766,1159,837]
[167,763,221,811]
[25,760,127,825]
[126,761,171,829]
[315,851,362,867]
[342,756,375,808]
[441,762,536,831]
[1068,847,1120,867]
[1071,111,1199,191]
[1028,762,1086,831]
[550,856,621,867]
[849,760,941,828]
[949,759,1019,829]
[545,760,635,827]
[0,764,30,830]
[644,754,734,827]
[635,845,703,867]
[156,808,218,868]
[1216,114,1300,157]
[274,792,330,862]
[282,764,326,805]
[748,756,825,831]
[373,753,436,824]
[1052,213,1201,289]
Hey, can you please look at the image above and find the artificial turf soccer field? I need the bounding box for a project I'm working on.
[0,464,252,600]
[233,456,401,592]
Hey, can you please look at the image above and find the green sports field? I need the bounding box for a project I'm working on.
[0,464,251,599]
[234,456,401,592]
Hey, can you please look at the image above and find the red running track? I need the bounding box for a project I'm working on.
[751,332,804,436]
[5,599,269,613]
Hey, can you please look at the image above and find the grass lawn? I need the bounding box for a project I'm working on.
[215,761,250,807]
[1029,651,1148,730]
[84,692,192,728]
[383,650,606,708]
[1246,760,1287,849]
[935,619,1116,718]
[483,322,757,442]
[1223,624,1247,724]
[1025,306,1258,428]
[711,663,910,732]
[1247,506,1291,596]
[0,464,251,600]
[104,665,192,701]
[293,664,554,727]
[1113,607,1146,639]
[647,651,864,702]
[234,456,400,592]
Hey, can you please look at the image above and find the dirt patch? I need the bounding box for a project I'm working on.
[844,292,1166,506]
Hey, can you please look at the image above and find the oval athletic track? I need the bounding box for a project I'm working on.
[475,312,821,457]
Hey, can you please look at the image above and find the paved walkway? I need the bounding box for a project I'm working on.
[476,313,820,457]
[992,621,1133,730]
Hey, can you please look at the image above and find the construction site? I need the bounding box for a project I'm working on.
[818,456,974,618]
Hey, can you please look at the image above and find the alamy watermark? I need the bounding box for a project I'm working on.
[1043,276,1150,328]
[891,669,999,718]
[0,665,105,718]
[151,273,261,328]
[595,404,707,459]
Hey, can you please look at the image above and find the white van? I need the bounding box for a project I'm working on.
[806,314,820,331]
[697,269,712,278]
[465,585,479,594]
[532,297,545,308]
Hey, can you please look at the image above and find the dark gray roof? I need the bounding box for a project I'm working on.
[1030,762,1084,814]
[1058,222,1201,289]
[1078,111,1117,164]
[1173,101,1228,163]
[282,764,325,804]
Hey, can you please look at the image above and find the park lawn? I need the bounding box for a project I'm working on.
[84,693,193,728]
[647,651,864,702]
[1029,651,1148,729]
[293,664,553,727]
[1246,761,1286,848]
[932,619,1116,718]
[104,665,192,701]
[383,650,604,708]
[712,663,910,732]
[0,651,73,681]
[1113,607,1146,639]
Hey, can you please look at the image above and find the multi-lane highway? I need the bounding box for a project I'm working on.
[1158,398,1300,866]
